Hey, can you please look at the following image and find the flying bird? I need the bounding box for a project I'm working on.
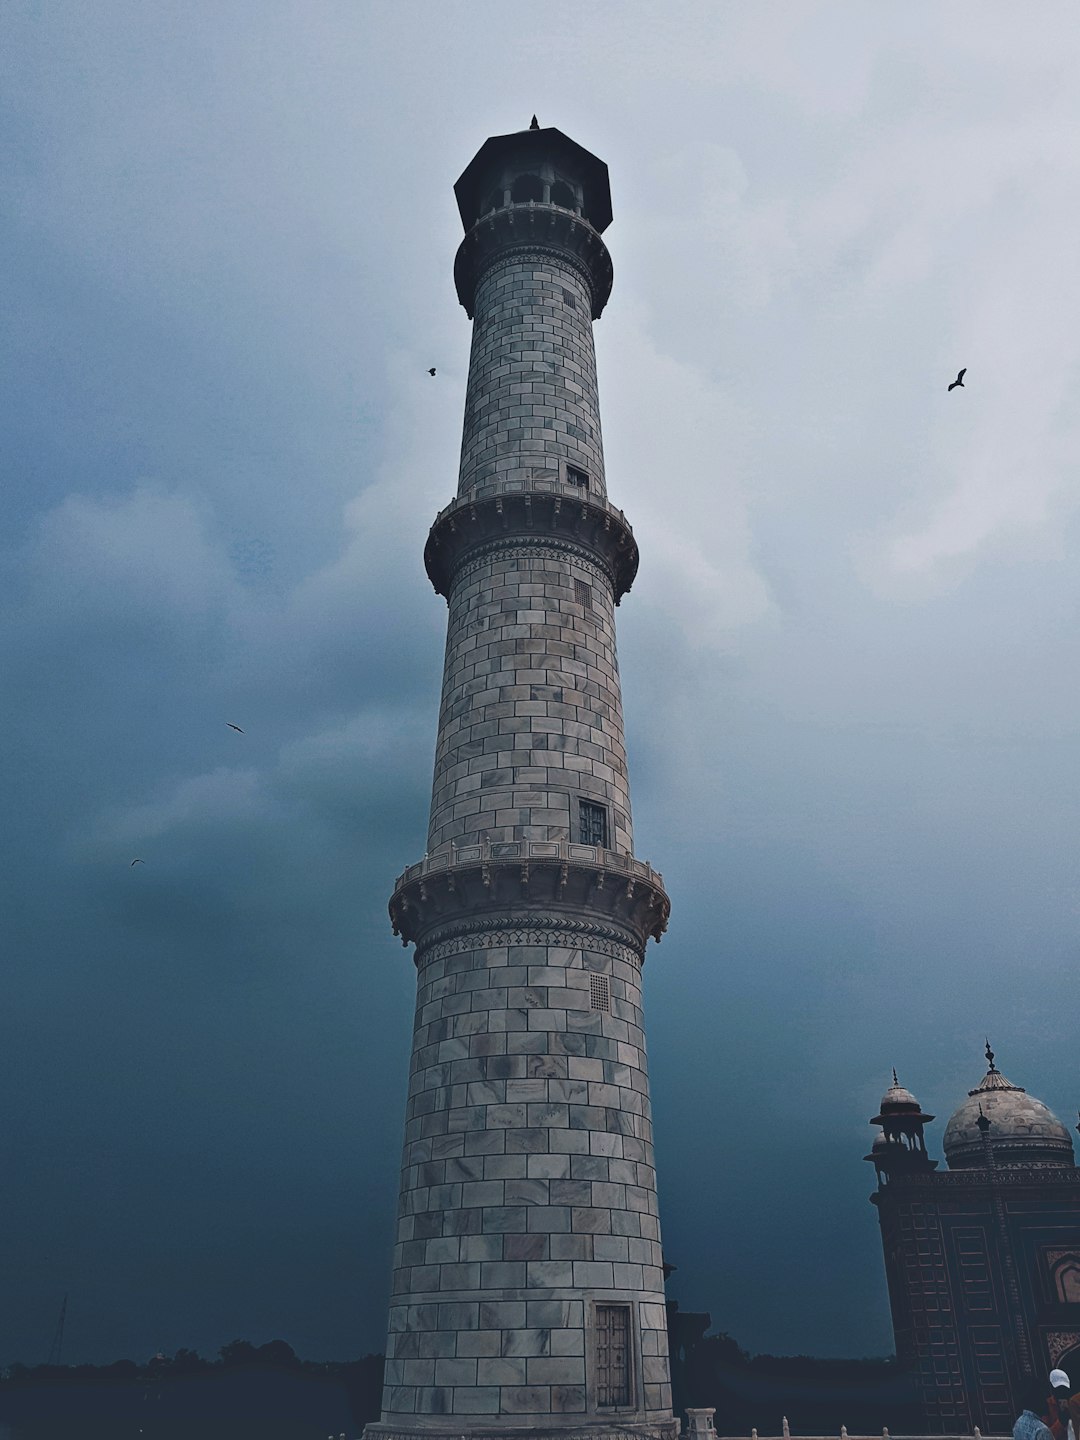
[226,723,244,733]
[948,367,966,391]
[130,859,144,867]
[428,368,436,376]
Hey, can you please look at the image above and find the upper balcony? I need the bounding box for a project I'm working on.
[454,201,614,320]
[424,471,639,602]
[389,838,670,956]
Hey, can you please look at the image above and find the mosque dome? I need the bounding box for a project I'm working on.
[942,1044,1075,1170]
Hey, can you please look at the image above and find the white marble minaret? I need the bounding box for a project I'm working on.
[367,121,676,1440]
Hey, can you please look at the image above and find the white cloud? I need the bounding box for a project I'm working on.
[600,306,777,646]
[86,766,263,847]
[25,482,235,617]
[279,704,431,773]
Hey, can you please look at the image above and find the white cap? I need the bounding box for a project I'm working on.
[1050,1370,1071,1389]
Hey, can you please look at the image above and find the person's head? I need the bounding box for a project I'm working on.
[1022,1377,1050,1414]
[1050,1370,1071,1399]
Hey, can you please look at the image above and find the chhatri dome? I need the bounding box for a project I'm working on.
[865,1070,937,1177]
[942,1042,1075,1169]
[876,1071,925,1118]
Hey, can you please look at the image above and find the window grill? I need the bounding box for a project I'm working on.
[596,1304,631,1407]
[566,465,589,489]
[574,579,592,609]
[562,287,577,309]
[590,973,610,1013]
[578,799,608,848]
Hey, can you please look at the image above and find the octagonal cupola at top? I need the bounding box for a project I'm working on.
[942,1042,1076,1170]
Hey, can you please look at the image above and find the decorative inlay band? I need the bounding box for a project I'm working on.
[450,537,611,594]
[416,915,646,969]
[877,1168,1080,1189]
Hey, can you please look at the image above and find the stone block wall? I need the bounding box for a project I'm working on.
[426,543,631,856]
[379,922,671,1427]
[458,256,607,499]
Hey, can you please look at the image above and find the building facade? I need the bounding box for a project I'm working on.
[868,1048,1080,1434]
[366,122,677,1440]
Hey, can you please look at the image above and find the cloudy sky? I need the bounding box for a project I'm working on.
[4,0,1080,1368]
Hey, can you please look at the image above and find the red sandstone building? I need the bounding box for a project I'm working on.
[868,1046,1080,1434]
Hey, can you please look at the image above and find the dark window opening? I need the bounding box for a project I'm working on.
[511,173,544,204]
[574,579,592,609]
[596,1304,631,1407]
[483,187,503,215]
[551,179,576,209]
[579,800,608,848]
[589,973,611,1013]
[567,465,589,489]
[561,287,577,309]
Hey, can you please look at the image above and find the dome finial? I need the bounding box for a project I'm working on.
[529,115,539,130]
[985,1038,996,1073]
[892,1066,899,1087]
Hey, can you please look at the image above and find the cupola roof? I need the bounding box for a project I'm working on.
[869,1070,934,1127]
[454,124,613,234]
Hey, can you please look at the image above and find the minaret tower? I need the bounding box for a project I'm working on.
[367,123,676,1440]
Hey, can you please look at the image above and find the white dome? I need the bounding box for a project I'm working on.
[942,1061,1074,1170]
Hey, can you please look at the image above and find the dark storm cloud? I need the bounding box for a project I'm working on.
[3,0,1080,1370]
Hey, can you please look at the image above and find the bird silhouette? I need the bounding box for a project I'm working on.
[226,723,244,733]
[428,368,436,377]
[131,859,144,867]
[948,367,966,391]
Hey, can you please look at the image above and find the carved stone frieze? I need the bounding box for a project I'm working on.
[449,535,611,595]
[425,488,638,603]
[417,915,646,970]
[878,1167,1080,1192]
[454,204,614,319]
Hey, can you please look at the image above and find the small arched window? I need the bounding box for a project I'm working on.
[511,173,544,204]
[550,179,576,210]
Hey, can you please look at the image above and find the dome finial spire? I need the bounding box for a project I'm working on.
[985,1038,997,1073]
[892,1066,899,1087]
[529,115,539,130]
